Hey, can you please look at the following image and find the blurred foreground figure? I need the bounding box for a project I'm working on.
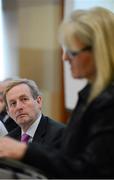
[0,6,114,178]
[0,158,47,179]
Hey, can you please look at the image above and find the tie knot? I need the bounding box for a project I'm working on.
[21,133,30,143]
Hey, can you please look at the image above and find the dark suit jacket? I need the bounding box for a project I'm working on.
[8,115,65,148]
[0,111,18,132]
[22,83,114,178]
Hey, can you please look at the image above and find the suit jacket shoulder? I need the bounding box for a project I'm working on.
[33,115,65,147]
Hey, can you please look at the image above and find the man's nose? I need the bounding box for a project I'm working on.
[16,100,23,109]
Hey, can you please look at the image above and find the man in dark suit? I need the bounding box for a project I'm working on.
[8,115,64,147]
[4,78,64,146]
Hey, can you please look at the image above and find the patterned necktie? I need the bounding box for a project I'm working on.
[21,133,30,143]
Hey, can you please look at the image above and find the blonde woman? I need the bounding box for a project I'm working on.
[0,7,114,179]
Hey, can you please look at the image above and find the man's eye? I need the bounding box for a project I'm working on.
[10,102,16,107]
[22,97,29,101]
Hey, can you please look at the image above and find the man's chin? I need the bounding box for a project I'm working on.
[16,118,28,125]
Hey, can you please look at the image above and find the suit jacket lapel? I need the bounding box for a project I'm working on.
[33,115,47,143]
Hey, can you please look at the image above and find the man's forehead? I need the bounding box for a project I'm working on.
[8,84,30,92]
[7,85,32,97]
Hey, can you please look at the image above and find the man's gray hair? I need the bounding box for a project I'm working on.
[3,78,42,106]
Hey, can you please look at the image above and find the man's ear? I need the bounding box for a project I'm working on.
[36,96,42,110]
[37,96,42,102]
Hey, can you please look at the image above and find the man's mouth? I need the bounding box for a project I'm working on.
[16,114,27,119]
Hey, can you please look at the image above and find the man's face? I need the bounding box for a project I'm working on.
[6,84,42,127]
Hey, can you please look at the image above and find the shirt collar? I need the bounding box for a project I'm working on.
[21,113,42,138]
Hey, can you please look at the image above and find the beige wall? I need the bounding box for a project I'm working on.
[18,0,67,122]
[2,0,69,123]
[2,0,19,79]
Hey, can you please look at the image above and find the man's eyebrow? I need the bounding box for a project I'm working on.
[19,94,29,98]
[8,94,27,102]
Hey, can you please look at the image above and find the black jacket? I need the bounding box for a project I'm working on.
[8,115,65,148]
[0,111,18,132]
[22,83,114,178]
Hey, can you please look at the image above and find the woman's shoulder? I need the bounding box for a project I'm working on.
[91,82,114,109]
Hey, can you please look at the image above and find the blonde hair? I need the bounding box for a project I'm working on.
[59,7,114,103]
